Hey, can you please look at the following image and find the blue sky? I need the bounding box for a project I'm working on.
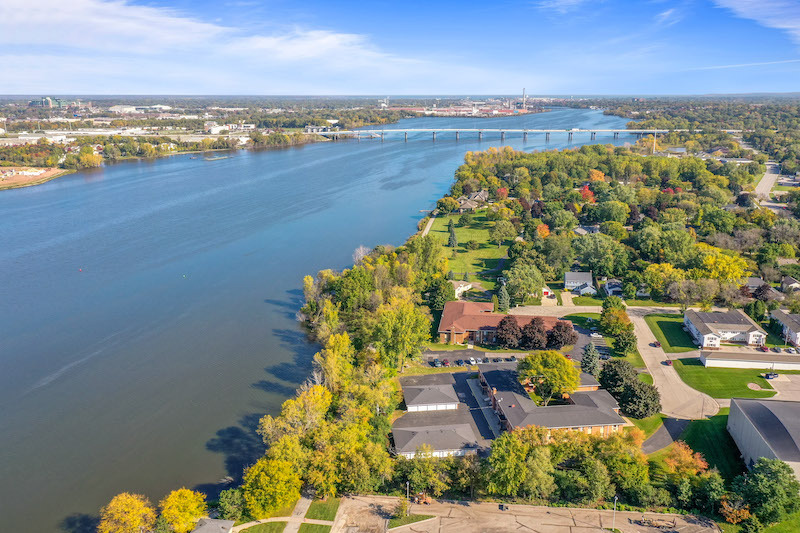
[2,0,800,94]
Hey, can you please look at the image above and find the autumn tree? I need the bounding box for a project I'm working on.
[437,197,459,213]
[242,458,302,519]
[372,295,431,372]
[521,317,548,350]
[518,350,579,405]
[98,493,156,533]
[664,441,708,477]
[490,219,516,247]
[496,315,522,348]
[159,488,207,533]
[547,321,578,349]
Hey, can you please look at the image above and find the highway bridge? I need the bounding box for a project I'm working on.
[314,128,743,142]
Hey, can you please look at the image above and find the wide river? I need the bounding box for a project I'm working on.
[0,108,630,532]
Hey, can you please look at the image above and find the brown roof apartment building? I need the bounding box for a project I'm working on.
[437,301,565,345]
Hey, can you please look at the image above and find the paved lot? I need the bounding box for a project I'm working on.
[770,374,800,401]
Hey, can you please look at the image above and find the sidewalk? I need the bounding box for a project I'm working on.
[231,494,335,533]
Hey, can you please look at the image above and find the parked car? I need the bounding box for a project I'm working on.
[773,347,782,353]
[787,348,797,354]
[508,355,517,362]
[759,346,770,352]
[653,341,662,348]
[433,358,442,368]
[664,360,673,366]
[600,354,611,360]
[442,359,450,367]
[455,359,464,366]
[766,372,779,379]
[590,332,603,339]
[468,357,477,365]
[492,357,502,363]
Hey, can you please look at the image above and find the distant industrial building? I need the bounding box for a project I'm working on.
[728,398,800,480]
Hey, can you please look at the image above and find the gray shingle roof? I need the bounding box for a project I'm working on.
[684,309,766,336]
[393,423,480,454]
[404,384,459,406]
[565,272,593,284]
[732,398,800,462]
[481,368,624,430]
[773,310,800,333]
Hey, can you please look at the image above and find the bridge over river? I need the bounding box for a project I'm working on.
[315,128,744,142]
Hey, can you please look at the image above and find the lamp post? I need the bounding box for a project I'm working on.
[612,495,618,531]
[406,481,410,501]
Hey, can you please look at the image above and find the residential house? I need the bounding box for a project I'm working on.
[437,301,567,344]
[771,310,800,347]
[728,398,800,480]
[191,519,234,533]
[467,189,489,203]
[743,277,784,301]
[457,198,479,213]
[782,276,800,294]
[605,279,623,297]
[449,280,473,299]
[564,271,594,291]
[684,309,767,349]
[478,367,624,437]
[573,225,600,236]
[541,285,554,298]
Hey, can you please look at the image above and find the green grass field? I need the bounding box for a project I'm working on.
[243,523,287,533]
[719,511,800,533]
[644,313,698,353]
[298,525,331,533]
[638,373,654,385]
[429,211,509,278]
[305,498,340,521]
[672,357,777,399]
[388,514,435,529]
[630,412,665,439]
[624,298,681,307]
[572,295,604,306]
[681,408,745,482]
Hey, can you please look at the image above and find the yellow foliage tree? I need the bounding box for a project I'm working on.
[695,243,749,283]
[588,169,606,182]
[159,488,207,533]
[98,492,156,533]
[242,458,302,519]
[664,441,708,477]
[536,223,550,239]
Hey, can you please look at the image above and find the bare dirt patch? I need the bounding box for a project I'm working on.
[0,167,70,190]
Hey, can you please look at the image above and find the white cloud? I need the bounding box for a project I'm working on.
[656,8,681,27]
[687,58,800,70]
[535,0,594,15]
[713,0,800,44]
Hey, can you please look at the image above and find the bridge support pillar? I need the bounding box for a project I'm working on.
[381,133,384,143]
[523,131,528,141]
[613,132,619,139]
[404,132,407,142]
[590,132,596,140]
[432,131,436,141]
[478,131,483,141]
[568,132,573,141]
[456,131,459,141]
[545,132,550,142]
[501,131,505,142]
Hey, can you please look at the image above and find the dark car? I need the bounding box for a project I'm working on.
[442,359,450,367]
[653,341,662,348]
[773,347,782,353]
[455,359,464,366]
[509,355,517,362]
[766,372,779,379]
[433,358,442,368]
[760,346,770,352]
[600,354,611,360]
[493,357,502,363]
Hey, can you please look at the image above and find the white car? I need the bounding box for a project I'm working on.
[590,332,603,339]
[468,357,477,365]
[787,348,797,354]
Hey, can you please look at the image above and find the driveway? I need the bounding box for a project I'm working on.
[512,305,720,420]
[769,374,800,401]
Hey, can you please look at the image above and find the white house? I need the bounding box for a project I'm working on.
[771,310,800,347]
[575,283,598,296]
[782,276,800,294]
[565,271,593,291]
[684,309,767,349]
[449,280,473,299]
[605,279,623,297]
[542,285,554,298]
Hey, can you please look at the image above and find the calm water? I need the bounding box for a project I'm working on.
[0,108,630,531]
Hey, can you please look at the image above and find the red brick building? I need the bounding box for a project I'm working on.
[437,301,565,345]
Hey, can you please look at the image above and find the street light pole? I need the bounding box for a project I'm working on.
[612,495,618,531]
[406,481,410,501]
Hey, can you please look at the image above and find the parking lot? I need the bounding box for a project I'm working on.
[770,374,800,401]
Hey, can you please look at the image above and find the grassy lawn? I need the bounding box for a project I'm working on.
[242,523,287,533]
[672,357,777,399]
[681,408,745,482]
[644,313,698,353]
[573,295,604,306]
[764,329,792,348]
[429,210,508,276]
[305,498,340,521]
[388,514,435,529]
[298,525,331,533]
[403,361,470,376]
[638,373,654,385]
[629,412,665,439]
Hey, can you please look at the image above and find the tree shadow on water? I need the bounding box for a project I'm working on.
[264,288,305,321]
[201,413,265,497]
[60,513,99,533]
[266,328,316,384]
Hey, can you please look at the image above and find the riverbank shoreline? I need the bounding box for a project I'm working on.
[0,168,77,191]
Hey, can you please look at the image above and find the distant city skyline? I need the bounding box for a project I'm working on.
[2,0,800,94]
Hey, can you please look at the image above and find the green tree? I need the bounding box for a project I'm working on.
[407,445,450,496]
[520,446,556,501]
[486,432,528,496]
[733,458,800,524]
[428,278,456,310]
[217,488,246,522]
[458,212,472,227]
[599,359,638,396]
[490,219,516,247]
[159,488,206,533]
[518,350,580,405]
[372,296,431,372]
[498,285,510,312]
[744,299,767,322]
[242,458,302,519]
[573,233,629,277]
[614,329,637,355]
[491,294,499,312]
[602,296,625,312]
[503,262,545,304]
[620,380,661,418]
[581,344,601,377]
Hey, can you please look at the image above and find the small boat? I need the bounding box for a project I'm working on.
[204,155,230,161]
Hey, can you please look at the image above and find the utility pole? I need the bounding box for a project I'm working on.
[612,495,618,530]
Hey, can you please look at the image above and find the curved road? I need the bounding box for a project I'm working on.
[510,305,719,420]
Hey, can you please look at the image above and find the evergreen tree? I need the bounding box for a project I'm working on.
[448,225,458,248]
[491,294,499,312]
[581,344,601,376]
[448,218,455,232]
[464,271,470,281]
[447,270,455,280]
[498,285,510,311]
